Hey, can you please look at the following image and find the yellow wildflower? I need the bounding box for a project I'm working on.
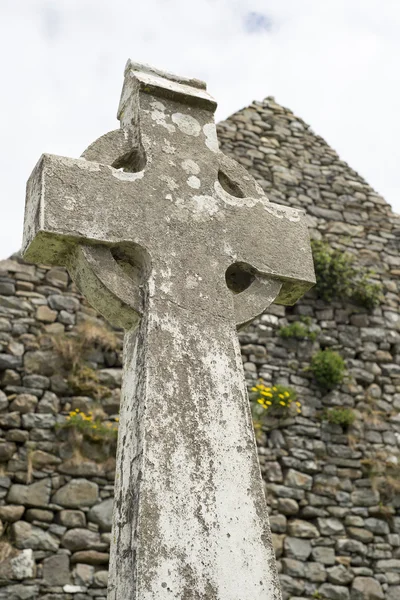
[295,402,301,407]
[265,401,272,406]
[272,386,277,392]
[278,394,284,399]
[261,391,273,398]
[284,391,290,398]
[115,418,119,422]
[251,387,258,392]
[279,401,285,406]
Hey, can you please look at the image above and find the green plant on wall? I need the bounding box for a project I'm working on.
[322,407,356,429]
[309,349,345,389]
[279,316,318,341]
[61,408,119,443]
[311,239,382,309]
[250,380,300,434]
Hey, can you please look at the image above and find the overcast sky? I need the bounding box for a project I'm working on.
[1,0,399,259]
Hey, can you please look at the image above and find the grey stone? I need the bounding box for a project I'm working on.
[7,478,51,507]
[0,505,25,522]
[0,584,38,599]
[61,528,102,551]
[375,559,400,572]
[73,562,94,585]
[284,536,312,561]
[271,533,284,559]
[52,479,98,508]
[21,413,56,428]
[11,521,59,551]
[0,441,16,461]
[88,498,113,532]
[98,369,123,388]
[37,391,60,414]
[94,570,108,587]
[351,577,384,600]
[48,294,80,312]
[23,350,60,376]
[42,554,71,586]
[312,546,336,566]
[319,583,350,600]
[317,517,345,536]
[277,497,299,515]
[351,489,380,507]
[284,469,313,490]
[0,545,35,582]
[9,394,38,414]
[25,508,53,523]
[0,354,22,370]
[305,562,327,583]
[288,519,319,538]
[328,565,354,585]
[70,550,109,565]
[364,518,389,535]
[386,587,400,600]
[57,510,86,528]
[0,412,21,429]
[347,528,374,543]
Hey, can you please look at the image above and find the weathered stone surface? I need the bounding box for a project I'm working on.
[351,577,384,600]
[0,544,35,582]
[288,519,319,538]
[57,510,86,529]
[25,508,53,523]
[42,554,71,586]
[319,583,350,600]
[9,394,38,414]
[284,536,312,561]
[7,478,51,507]
[52,479,98,508]
[11,521,59,551]
[0,441,16,461]
[0,505,25,522]
[35,306,57,323]
[318,517,345,536]
[87,498,113,532]
[22,60,316,600]
[23,351,60,376]
[61,528,101,551]
[284,469,313,490]
[71,550,109,565]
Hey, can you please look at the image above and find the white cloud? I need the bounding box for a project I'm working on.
[0,0,399,258]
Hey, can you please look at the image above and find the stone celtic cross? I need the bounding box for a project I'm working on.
[22,61,315,600]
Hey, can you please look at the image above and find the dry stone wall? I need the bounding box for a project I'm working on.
[0,96,399,600]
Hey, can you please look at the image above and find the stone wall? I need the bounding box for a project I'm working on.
[0,96,399,600]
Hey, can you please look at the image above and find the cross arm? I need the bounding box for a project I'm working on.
[22,152,150,266]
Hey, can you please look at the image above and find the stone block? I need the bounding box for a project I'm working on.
[42,554,71,586]
[88,498,113,532]
[11,521,59,551]
[57,510,86,528]
[287,519,319,539]
[52,479,98,508]
[7,478,51,507]
[351,577,384,599]
[36,306,57,323]
[283,536,312,561]
[61,528,102,552]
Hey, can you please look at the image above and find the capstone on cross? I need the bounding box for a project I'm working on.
[23,60,315,600]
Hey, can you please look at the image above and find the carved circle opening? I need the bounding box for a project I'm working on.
[218,171,245,198]
[225,262,255,294]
